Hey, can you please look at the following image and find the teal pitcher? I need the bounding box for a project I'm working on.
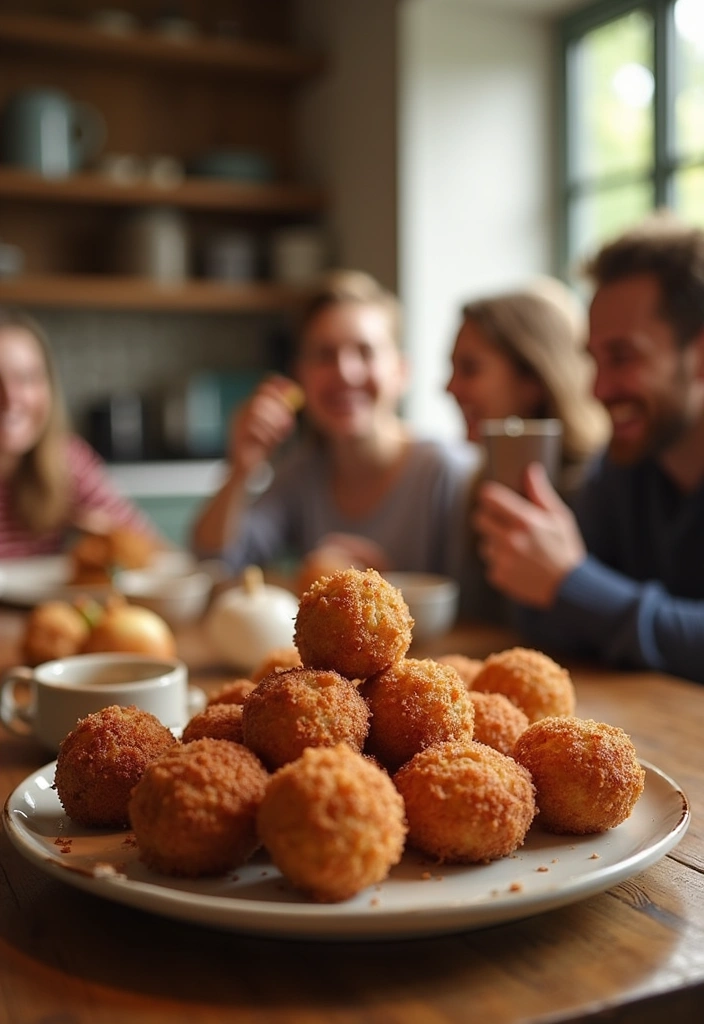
[1,88,106,178]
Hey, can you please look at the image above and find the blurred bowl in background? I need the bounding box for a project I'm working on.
[382,572,460,642]
[113,568,213,627]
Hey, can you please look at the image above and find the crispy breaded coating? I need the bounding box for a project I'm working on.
[471,647,576,722]
[207,678,256,706]
[128,738,269,876]
[257,743,407,902]
[294,568,413,680]
[467,690,530,756]
[513,716,646,835]
[54,704,177,827]
[436,654,485,689]
[242,667,369,770]
[360,658,475,773]
[250,646,302,684]
[182,703,244,744]
[393,740,536,863]
[21,600,90,666]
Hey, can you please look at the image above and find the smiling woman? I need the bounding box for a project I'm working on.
[190,270,479,589]
[0,308,158,557]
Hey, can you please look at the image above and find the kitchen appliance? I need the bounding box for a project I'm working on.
[1,88,105,178]
[88,392,146,462]
[160,370,263,459]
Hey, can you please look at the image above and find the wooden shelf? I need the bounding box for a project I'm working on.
[0,12,323,81]
[0,275,312,312]
[0,168,325,215]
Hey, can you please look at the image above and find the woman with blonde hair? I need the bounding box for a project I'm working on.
[191,269,478,588]
[446,278,608,621]
[447,277,608,497]
[0,308,155,557]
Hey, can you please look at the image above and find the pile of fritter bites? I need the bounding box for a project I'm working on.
[54,568,646,903]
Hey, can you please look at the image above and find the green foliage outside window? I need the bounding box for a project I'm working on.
[560,0,704,272]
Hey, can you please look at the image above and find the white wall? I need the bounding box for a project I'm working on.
[399,0,558,438]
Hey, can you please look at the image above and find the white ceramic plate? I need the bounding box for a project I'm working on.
[0,552,196,607]
[3,760,689,941]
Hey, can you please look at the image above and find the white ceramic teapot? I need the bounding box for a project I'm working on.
[205,566,299,673]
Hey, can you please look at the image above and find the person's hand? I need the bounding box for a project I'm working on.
[473,463,586,607]
[296,534,391,595]
[315,533,391,571]
[229,375,304,478]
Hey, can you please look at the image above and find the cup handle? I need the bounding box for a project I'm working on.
[187,685,207,718]
[0,666,36,737]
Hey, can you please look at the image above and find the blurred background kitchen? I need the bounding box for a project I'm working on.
[1,0,702,545]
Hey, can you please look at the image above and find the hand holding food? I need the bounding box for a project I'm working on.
[230,375,304,479]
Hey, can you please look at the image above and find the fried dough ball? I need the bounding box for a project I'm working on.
[182,703,244,745]
[467,691,530,756]
[471,647,576,722]
[513,717,646,835]
[207,678,256,706]
[54,704,177,827]
[129,738,269,876]
[70,526,154,584]
[242,667,369,770]
[393,740,537,863]
[257,743,407,902]
[436,654,485,689]
[21,600,90,666]
[360,658,475,773]
[250,646,302,684]
[294,568,413,680]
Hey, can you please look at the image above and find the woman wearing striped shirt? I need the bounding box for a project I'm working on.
[0,309,154,559]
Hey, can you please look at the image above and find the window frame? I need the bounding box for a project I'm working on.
[557,0,700,274]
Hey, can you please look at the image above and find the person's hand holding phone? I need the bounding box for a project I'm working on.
[474,462,586,607]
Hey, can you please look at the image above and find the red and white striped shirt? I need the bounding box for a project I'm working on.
[0,435,152,559]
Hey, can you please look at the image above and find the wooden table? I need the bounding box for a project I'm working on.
[1,607,703,1024]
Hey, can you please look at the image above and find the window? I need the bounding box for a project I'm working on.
[559,0,704,274]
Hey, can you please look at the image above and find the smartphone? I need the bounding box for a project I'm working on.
[481,417,562,494]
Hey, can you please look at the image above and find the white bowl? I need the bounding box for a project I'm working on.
[113,569,213,627]
[383,572,460,642]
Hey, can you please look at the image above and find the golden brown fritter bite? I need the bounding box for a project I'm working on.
[257,743,407,903]
[471,647,576,722]
[467,690,530,756]
[207,678,256,706]
[21,600,90,666]
[70,525,155,584]
[436,654,485,689]
[393,740,536,863]
[242,667,369,770]
[129,738,269,876]
[294,568,413,680]
[250,646,302,684]
[360,658,475,773]
[513,716,645,835]
[54,704,177,828]
[182,703,244,745]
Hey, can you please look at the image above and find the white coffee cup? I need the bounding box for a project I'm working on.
[0,652,205,753]
[481,417,563,494]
